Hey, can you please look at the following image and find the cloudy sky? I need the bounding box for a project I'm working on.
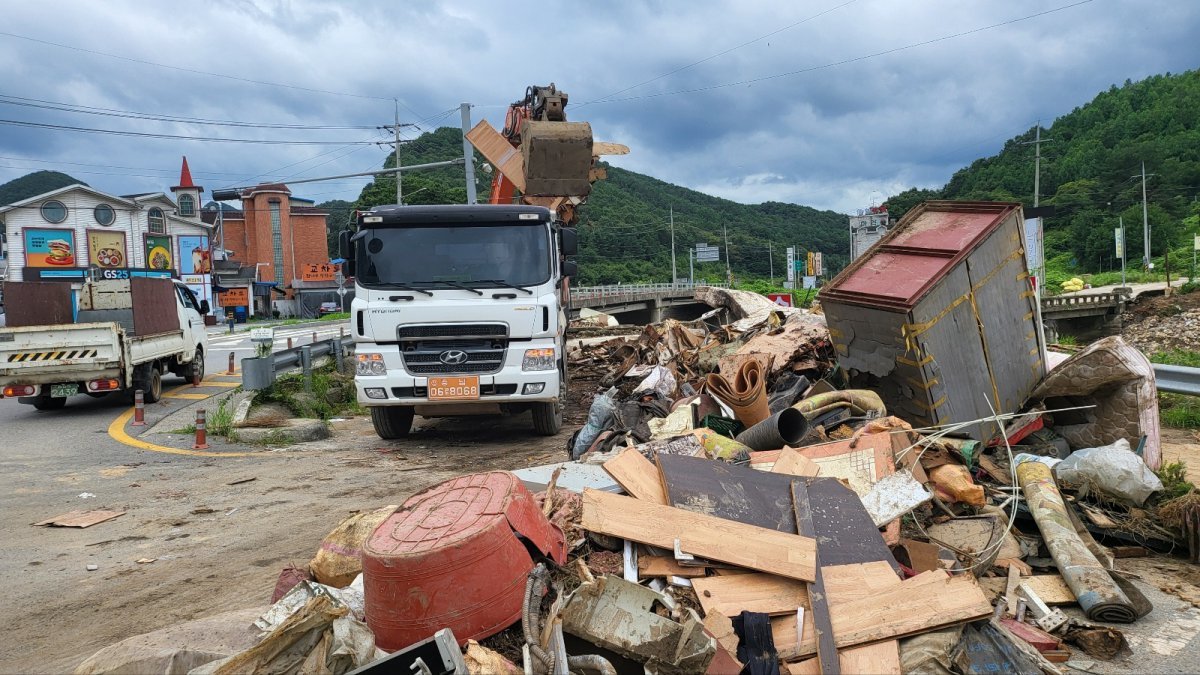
[0,0,1196,214]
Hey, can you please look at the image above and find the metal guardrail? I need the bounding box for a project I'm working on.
[571,283,725,302]
[270,335,354,371]
[1041,292,1126,310]
[1154,363,1200,396]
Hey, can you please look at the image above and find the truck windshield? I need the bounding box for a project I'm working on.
[357,223,551,289]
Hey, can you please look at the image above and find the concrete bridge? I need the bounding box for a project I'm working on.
[569,283,720,324]
[1039,291,1127,338]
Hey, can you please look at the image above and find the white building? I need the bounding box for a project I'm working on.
[0,159,212,291]
[849,206,891,261]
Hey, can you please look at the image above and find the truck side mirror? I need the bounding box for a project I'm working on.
[561,260,578,278]
[560,228,578,256]
[339,230,353,260]
[199,299,211,314]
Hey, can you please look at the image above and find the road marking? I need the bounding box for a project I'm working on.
[164,392,211,400]
[199,381,241,387]
[106,407,254,458]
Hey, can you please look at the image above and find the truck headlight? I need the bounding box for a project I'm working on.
[356,353,387,376]
[522,348,555,371]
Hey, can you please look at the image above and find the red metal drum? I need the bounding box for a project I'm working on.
[362,471,566,651]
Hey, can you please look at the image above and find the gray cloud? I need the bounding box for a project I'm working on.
[0,0,1195,213]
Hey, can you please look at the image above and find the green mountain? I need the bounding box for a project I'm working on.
[886,70,1200,280]
[323,128,850,285]
[0,170,85,239]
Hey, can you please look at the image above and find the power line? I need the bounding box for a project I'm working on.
[588,1,1095,105]
[0,118,382,145]
[0,29,406,104]
[0,93,379,130]
[579,0,859,106]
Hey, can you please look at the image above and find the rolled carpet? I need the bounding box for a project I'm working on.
[705,359,770,427]
[1017,460,1138,623]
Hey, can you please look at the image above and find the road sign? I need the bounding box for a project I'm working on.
[802,276,817,289]
[250,327,275,342]
[695,243,720,262]
[813,252,823,276]
[1115,228,1124,258]
[786,247,795,284]
[334,271,346,286]
[1194,234,1200,251]
[766,293,793,307]
[337,286,347,298]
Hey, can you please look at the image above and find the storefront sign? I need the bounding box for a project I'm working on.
[219,287,250,306]
[87,230,128,269]
[301,263,338,282]
[23,228,76,267]
[145,235,173,271]
[178,235,211,274]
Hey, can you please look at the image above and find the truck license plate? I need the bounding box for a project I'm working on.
[427,376,480,401]
[51,383,78,398]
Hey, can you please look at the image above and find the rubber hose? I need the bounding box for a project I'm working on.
[567,655,618,675]
[522,565,554,672]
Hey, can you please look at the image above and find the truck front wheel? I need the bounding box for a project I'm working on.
[371,406,414,440]
[532,400,563,436]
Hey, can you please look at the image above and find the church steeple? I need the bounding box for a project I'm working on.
[170,156,203,219]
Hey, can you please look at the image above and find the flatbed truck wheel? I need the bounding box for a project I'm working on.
[371,406,414,439]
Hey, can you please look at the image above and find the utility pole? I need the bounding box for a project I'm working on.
[1020,122,1053,293]
[669,206,677,286]
[688,248,695,287]
[460,103,477,204]
[723,223,732,286]
[383,100,416,205]
[1140,162,1152,269]
[1119,216,1127,288]
[769,242,774,285]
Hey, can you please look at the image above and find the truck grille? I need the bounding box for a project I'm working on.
[398,324,509,375]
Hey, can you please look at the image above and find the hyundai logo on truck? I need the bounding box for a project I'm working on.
[439,350,469,365]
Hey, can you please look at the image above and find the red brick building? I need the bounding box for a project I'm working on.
[204,183,331,318]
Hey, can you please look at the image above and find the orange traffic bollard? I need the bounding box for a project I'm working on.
[312,331,318,343]
[131,389,146,427]
[192,409,210,450]
[287,337,293,349]
[227,351,236,375]
[192,368,201,388]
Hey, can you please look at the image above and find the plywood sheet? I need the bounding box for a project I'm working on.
[130,277,179,337]
[771,446,820,477]
[659,453,796,532]
[1,281,73,327]
[979,574,1076,605]
[692,573,808,617]
[581,489,817,582]
[466,120,526,192]
[602,447,666,504]
[805,477,901,573]
[785,643,902,675]
[34,509,125,528]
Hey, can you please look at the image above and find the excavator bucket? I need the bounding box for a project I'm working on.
[520,120,593,197]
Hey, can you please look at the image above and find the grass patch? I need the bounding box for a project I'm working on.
[169,425,196,435]
[1150,349,1200,368]
[1055,334,1078,347]
[319,312,350,321]
[257,361,357,420]
[209,397,235,437]
[1160,393,1200,429]
[1155,461,1196,501]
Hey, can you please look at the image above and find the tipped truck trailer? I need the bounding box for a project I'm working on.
[0,277,210,410]
[343,204,577,438]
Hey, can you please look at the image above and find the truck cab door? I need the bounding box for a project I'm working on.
[174,284,204,356]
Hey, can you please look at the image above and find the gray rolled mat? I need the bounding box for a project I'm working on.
[734,407,808,451]
[1017,461,1141,623]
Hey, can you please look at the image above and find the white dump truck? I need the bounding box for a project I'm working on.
[0,276,210,409]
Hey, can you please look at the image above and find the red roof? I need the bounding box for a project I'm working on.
[178,156,194,188]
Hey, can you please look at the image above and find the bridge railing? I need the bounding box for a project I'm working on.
[571,283,724,302]
[1041,292,1125,310]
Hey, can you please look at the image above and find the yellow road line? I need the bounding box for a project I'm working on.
[199,381,241,387]
[164,392,211,400]
[106,407,254,458]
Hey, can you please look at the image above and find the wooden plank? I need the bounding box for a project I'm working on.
[658,453,796,532]
[793,481,839,675]
[979,575,1076,605]
[638,556,707,579]
[34,509,125,528]
[773,569,991,657]
[580,489,817,582]
[602,447,667,504]
[821,561,901,601]
[786,644,902,675]
[775,562,901,666]
[466,120,526,192]
[771,446,821,477]
[692,573,808,617]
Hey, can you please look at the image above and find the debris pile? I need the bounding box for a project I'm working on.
[70,201,1198,675]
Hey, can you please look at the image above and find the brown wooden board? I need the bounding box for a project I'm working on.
[793,480,839,674]
[130,277,180,337]
[692,573,809,617]
[34,509,125,528]
[580,489,817,582]
[785,643,902,675]
[771,446,821,477]
[1,282,73,326]
[602,447,667,504]
[638,556,707,579]
[772,561,900,661]
[466,120,526,192]
[658,453,796,532]
[979,575,1076,605]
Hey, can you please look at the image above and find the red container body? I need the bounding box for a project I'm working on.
[362,471,566,651]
